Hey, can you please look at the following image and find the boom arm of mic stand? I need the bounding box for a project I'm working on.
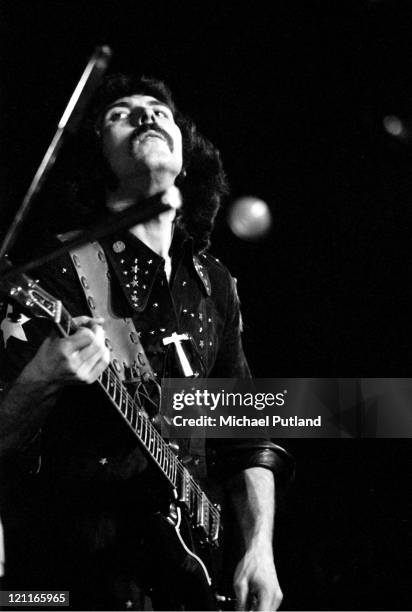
[0,201,172,282]
[0,45,112,261]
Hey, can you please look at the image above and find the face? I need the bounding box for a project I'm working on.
[100,94,183,184]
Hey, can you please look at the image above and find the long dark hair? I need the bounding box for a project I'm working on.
[65,74,229,252]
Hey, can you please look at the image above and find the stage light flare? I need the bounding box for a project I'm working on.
[227,196,272,240]
[383,115,405,137]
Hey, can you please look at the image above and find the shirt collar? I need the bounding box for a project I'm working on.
[101,229,211,312]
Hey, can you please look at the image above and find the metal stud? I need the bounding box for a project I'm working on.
[112,241,125,253]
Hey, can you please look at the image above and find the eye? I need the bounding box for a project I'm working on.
[105,108,130,123]
[154,108,171,119]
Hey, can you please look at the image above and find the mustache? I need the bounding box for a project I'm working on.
[129,125,174,152]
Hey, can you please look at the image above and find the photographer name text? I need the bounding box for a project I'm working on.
[172,415,322,428]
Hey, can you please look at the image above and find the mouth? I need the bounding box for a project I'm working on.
[137,131,166,143]
[131,129,173,151]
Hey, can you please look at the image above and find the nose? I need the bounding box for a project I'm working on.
[129,107,156,128]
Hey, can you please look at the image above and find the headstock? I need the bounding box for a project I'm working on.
[0,269,62,324]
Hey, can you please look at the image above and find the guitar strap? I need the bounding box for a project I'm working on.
[69,240,156,385]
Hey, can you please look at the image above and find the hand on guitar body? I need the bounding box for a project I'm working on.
[20,316,111,387]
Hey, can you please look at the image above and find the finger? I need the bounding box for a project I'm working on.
[75,351,105,382]
[76,338,110,376]
[73,316,105,328]
[272,589,283,611]
[255,588,271,612]
[234,580,248,611]
[67,327,100,351]
[259,587,283,612]
[77,346,111,383]
[86,353,111,383]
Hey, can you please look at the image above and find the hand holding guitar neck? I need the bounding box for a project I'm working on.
[20,316,110,387]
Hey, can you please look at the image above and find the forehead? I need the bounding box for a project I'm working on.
[105,94,172,112]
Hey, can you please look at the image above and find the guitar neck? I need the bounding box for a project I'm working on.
[58,305,220,545]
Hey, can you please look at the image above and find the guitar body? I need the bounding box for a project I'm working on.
[141,501,218,610]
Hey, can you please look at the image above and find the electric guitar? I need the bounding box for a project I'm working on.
[0,268,235,609]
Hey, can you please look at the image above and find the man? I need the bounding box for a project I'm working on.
[0,74,292,610]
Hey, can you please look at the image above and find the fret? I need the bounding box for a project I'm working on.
[161,449,167,475]
[152,437,158,458]
[136,411,143,436]
[114,381,122,406]
[196,490,202,527]
[143,416,150,447]
[130,404,138,430]
[166,450,173,483]
[99,369,109,391]
[149,432,155,455]
[120,393,128,418]
[108,378,117,401]
[124,395,133,421]
[178,467,191,507]
[166,452,172,482]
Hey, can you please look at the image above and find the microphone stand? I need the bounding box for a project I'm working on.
[0,198,173,281]
[0,45,112,261]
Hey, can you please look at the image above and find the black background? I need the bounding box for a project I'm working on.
[1,1,411,609]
